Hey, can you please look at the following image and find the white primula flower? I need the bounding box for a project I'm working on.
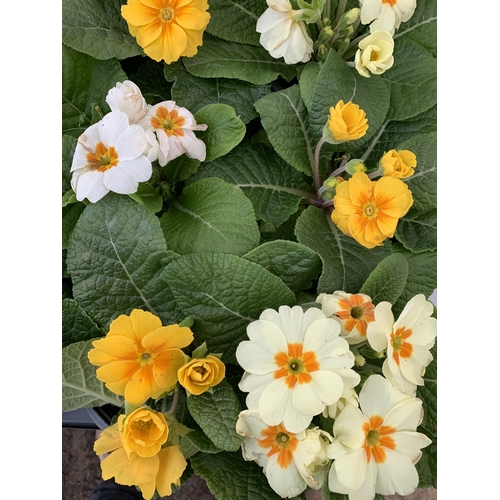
[236,410,332,497]
[359,0,417,35]
[236,305,361,433]
[367,294,436,397]
[70,111,152,203]
[316,292,376,345]
[355,31,394,78]
[323,386,359,420]
[139,101,207,166]
[105,80,151,124]
[256,0,313,65]
[327,375,431,500]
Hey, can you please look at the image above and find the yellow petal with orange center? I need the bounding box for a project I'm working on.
[333,181,358,215]
[347,172,373,207]
[153,348,187,389]
[134,18,163,47]
[144,22,187,63]
[376,210,398,238]
[94,423,122,455]
[156,446,187,497]
[96,360,141,395]
[373,177,413,218]
[348,214,377,248]
[129,309,164,344]
[121,2,160,26]
[89,336,139,366]
[142,324,194,352]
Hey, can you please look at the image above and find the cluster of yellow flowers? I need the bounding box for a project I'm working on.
[88,309,226,499]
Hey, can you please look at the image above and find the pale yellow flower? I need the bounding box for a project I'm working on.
[355,30,394,78]
[121,0,211,64]
[379,149,417,178]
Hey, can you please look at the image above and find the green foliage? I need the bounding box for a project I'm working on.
[191,139,313,227]
[186,381,243,452]
[66,193,182,328]
[395,207,437,254]
[161,252,295,362]
[163,156,201,184]
[62,299,103,347]
[298,61,321,111]
[62,45,126,137]
[62,339,123,411]
[180,430,223,458]
[127,60,172,102]
[195,104,246,162]
[62,0,142,60]
[62,134,77,194]
[183,34,297,85]
[160,178,260,256]
[295,207,391,294]
[62,202,86,249]
[128,183,163,213]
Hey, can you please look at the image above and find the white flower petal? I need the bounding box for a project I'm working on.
[309,370,345,407]
[370,4,397,34]
[103,165,138,195]
[367,301,393,351]
[374,448,419,495]
[292,379,325,416]
[239,372,274,412]
[98,111,131,147]
[359,375,408,419]
[235,341,277,374]
[360,0,382,25]
[326,439,350,460]
[393,294,432,331]
[408,318,437,346]
[303,317,341,354]
[383,398,423,431]
[246,320,288,355]
[334,448,367,490]
[265,454,306,498]
[118,156,152,183]
[333,404,367,449]
[350,459,377,500]
[113,124,148,161]
[259,377,292,426]
[293,430,324,489]
[236,410,269,439]
[328,461,351,494]
[392,431,431,463]
[257,10,292,50]
[178,130,206,161]
[74,170,109,203]
[399,356,425,386]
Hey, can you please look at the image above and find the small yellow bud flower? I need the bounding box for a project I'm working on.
[323,100,369,144]
[321,176,345,201]
[318,26,334,44]
[379,149,417,178]
[354,353,366,367]
[340,8,361,27]
[178,355,226,395]
[345,159,367,175]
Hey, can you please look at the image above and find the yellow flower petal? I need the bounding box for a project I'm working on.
[89,335,138,365]
[376,210,399,238]
[175,6,210,30]
[137,479,156,500]
[94,423,122,455]
[347,172,373,207]
[142,324,194,352]
[145,23,187,63]
[124,364,156,405]
[156,446,187,497]
[331,209,351,236]
[153,348,187,389]
[121,2,159,26]
[181,27,205,57]
[129,309,164,343]
[134,19,163,47]
[374,176,413,218]
[101,447,159,486]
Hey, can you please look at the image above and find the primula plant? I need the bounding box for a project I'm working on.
[62,0,437,499]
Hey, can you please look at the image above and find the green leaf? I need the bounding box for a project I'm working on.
[161,253,295,362]
[190,139,314,227]
[183,34,296,85]
[400,131,437,211]
[190,451,284,500]
[63,134,77,194]
[395,207,437,254]
[163,156,201,183]
[205,0,265,46]
[260,212,301,244]
[62,190,79,208]
[243,241,322,293]
[63,203,86,249]
[392,244,436,318]
[63,298,104,347]
[416,443,437,489]
[62,0,143,60]
[181,430,223,458]
[128,183,163,213]
[160,178,260,256]
[127,60,172,102]
[62,44,127,137]
[62,339,123,411]
[254,85,315,176]
[299,61,321,112]
[171,72,270,124]
[295,207,391,294]
[66,193,182,328]
[359,253,409,305]
[309,49,390,152]
[381,37,437,121]
[194,104,246,162]
[394,0,437,56]
[186,380,243,452]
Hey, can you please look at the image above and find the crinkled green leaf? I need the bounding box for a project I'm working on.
[163,156,201,184]
[161,252,295,362]
[190,139,314,227]
[395,207,437,254]
[205,0,266,46]
[62,339,123,411]
[171,72,270,124]
[260,212,300,244]
[186,381,243,452]
[183,34,296,85]
[160,178,260,256]
[359,253,409,305]
[66,193,182,328]
[180,430,223,458]
[299,61,321,112]
[295,206,391,294]
[62,298,103,347]
[128,60,172,102]
[128,183,163,213]
[400,131,437,211]
[63,203,86,249]
[62,44,126,137]
[243,240,322,293]
[63,134,77,194]
[254,85,315,176]
[381,37,437,121]
[194,104,246,162]
[62,0,143,60]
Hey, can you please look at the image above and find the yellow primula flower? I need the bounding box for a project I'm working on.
[94,407,187,499]
[379,149,417,178]
[331,172,413,249]
[323,100,369,144]
[121,0,211,64]
[178,355,226,395]
[88,309,193,405]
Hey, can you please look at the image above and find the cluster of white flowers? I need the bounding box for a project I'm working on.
[70,81,207,203]
[235,294,436,500]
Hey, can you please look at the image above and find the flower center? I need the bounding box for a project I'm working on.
[370,51,379,61]
[151,106,186,137]
[193,365,208,378]
[366,429,381,447]
[160,7,174,22]
[390,326,413,365]
[362,415,396,463]
[139,352,154,366]
[274,343,320,388]
[382,0,397,6]
[364,204,376,217]
[258,424,298,469]
[86,142,119,172]
[350,305,365,320]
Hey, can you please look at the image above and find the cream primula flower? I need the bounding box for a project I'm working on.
[139,101,207,166]
[70,111,153,203]
[367,294,437,397]
[236,305,360,433]
[327,375,431,500]
[256,0,314,65]
[106,80,151,124]
[236,410,332,497]
[355,30,394,78]
[359,0,417,35]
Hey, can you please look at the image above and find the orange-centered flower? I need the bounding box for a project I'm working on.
[86,143,120,172]
[151,106,186,137]
[390,326,413,365]
[259,424,299,468]
[362,415,396,463]
[335,294,375,336]
[331,172,413,249]
[121,0,211,64]
[88,309,193,405]
[274,343,320,388]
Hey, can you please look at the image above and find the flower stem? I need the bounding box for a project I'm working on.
[347,32,369,51]
[367,171,381,180]
[165,386,180,416]
[334,0,347,27]
[360,120,390,163]
[313,137,327,192]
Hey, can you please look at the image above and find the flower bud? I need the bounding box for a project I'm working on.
[318,26,334,44]
[105,80,150,124]
[379,149,417,178]
[316,43,329,61]
[320,176,344,200]
[178,355,226,395]
[345,159,366,175]
[334,37,350,55]
[336,8,360,30]
[323,100,369,144]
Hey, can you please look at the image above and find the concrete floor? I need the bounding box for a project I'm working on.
[62,429,436,500]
